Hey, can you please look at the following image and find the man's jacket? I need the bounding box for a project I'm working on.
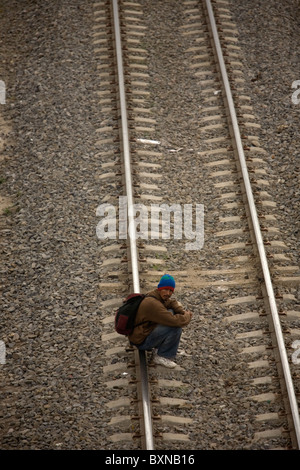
[128,289,192,345]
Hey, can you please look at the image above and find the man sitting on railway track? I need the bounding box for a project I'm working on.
[129,274,192,368]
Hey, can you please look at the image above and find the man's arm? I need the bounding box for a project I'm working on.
[143,297,192,327]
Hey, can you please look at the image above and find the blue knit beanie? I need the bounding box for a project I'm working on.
[157,274,175,291]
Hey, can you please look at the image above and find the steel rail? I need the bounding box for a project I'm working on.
[205,0,300,449]
[111,0,154,450]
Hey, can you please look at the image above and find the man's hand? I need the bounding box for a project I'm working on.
[184,310,193,322]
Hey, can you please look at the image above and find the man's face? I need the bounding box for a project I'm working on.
[159,289,173,301]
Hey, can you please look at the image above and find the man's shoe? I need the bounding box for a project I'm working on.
[153,354,177,369]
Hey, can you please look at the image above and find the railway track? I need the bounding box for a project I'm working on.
[95,0,300,450]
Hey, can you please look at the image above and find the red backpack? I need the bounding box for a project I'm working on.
[115,293,147,336]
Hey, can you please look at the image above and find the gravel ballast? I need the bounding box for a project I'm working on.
[0,0,299,450]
